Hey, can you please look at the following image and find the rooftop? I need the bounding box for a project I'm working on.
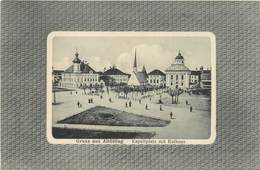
[148,69,166,76]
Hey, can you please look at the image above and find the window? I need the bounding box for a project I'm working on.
[171,82,173,85]
[181,83,183,86]
[181,75,184,80]
[176,75,178,80]
[171,75,173,79]
[157,80,159,83]
[154,80,156,83]
[150,79,152,83]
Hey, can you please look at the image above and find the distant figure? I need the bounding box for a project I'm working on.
[125,102,128,108]
[88,99,91,103]
[109,98,112,102]
[190,106,193,112]
[76,91,77,94]
[139,99,141,104]
[160,105,162,111]
[91,98,94,103]
[100,95,103,99]
[77,101,80,108]
[70,91,72,95]
[145,104,148,110]
[170,112,173,119]
[186,100,188,105]
[129,101,132,107]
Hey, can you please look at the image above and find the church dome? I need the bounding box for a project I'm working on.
[175,52,184,59]
[72,52,81,63]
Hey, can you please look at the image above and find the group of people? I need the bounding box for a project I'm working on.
[125,101,132,108]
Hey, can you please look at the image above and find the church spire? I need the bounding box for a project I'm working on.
[133,48,137,73]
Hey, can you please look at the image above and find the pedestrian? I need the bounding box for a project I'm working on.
[70,91,72,95]
[190,106,193,112]
[88,99,90,103]
[160,105,162,111]
[77,101,80,108]
[92,98,94,104]
[76,91,77,94]
[170,112,173,119]
[139,99,141,104]
[125,102,128,108]
[129,101,132,107]
[109,98,111,102]
[145,104,148,110]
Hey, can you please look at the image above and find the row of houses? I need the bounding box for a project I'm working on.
[53,50,211,90]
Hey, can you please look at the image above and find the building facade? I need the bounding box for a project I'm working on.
[103,66,130,85]
[165,52,191,89]
[60,51,101,89]
[200,70,211,90]
[148,69,166,87]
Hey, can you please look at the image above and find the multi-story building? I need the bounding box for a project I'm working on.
[103,66,130,85]
[148,69,166,87]
[190,71,200,84]
[60,51,102,89]
[165,52,191,89]
[200,70,211,90]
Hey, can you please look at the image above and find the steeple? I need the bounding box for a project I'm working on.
[133,48,137,73]
[142,65,148,79]
[175,50,184,64]
[73,49,81,64]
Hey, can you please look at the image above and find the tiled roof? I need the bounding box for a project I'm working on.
[64,65,73,73]
[135,72,148,84]
[103,67,130,76]
[191,70,201,75]
[80,63,96,73]
[64,63,96,73]
[148,69,166,76]
[165,64,190,72]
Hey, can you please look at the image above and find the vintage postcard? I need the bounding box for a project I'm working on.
[47,32,216,144]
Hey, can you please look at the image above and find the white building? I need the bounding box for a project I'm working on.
[148,69,166,87]
[103,66,130,84]
[60,51,102,89]
[165,52,191,89]
[200,70,211,90]
[128,49,149,86]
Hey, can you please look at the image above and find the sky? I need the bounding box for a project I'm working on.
[52,36,212,73]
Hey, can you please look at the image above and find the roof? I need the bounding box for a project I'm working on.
[165,64,190,72]
[191,70,201,75]
[128,71,148,86]
[103,67,130,76]
[135,72,148,84]
[53,70,64,74]
[175,52,184,59]
[64,63,97,74]
[148,69,166,76]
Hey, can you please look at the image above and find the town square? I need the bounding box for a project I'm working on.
[50,34,213,140]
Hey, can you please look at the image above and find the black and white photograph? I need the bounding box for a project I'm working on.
[47,32,216,144]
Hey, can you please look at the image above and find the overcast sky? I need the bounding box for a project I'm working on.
[52,36,211,73]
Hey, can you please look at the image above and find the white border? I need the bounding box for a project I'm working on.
[47,32,216,145]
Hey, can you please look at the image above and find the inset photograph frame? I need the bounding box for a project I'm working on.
[47,32,216,145]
